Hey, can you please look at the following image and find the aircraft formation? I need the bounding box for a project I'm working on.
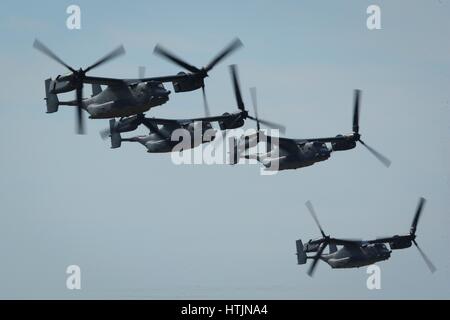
[33,38,435,277]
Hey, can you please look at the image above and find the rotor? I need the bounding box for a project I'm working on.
[33,39,125,134]
[409,197,436,273]
[350,90,391,167]
[153,38,243,120]
[303,201,360,276]
[228,65,286,134]
[304,201,330,276]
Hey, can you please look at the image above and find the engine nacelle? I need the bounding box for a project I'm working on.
[219,113,245,130]
[331,135,356,151]
[172,72,204,92]
[389,236,412,250]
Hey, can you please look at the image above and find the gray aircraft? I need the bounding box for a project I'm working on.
[102,109,244,152]
[106,114,217,152]
[231,89,391,170]
[102,64,285,153]
[33,38,243,134]
[296,199,436,277]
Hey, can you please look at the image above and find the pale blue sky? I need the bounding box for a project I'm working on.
[0,0,449,299]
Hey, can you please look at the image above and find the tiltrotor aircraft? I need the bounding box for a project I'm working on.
[296,199,436,277]
[33,38,243,134]
[231,90,391,171]
[101,64,285,153]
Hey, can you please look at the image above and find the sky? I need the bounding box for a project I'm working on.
[0,0,449,299]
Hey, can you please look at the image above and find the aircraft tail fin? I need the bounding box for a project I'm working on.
[44,78,59,113]
[92,84,102,96]
[109,119,122,149]
[296,239,307,265]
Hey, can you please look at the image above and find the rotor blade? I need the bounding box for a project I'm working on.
[202,86,211,117]
[253,117,286,135]
[359,139,391,168]
[305,201,326,238]
[75,87,85,134]
[84,45,125,73]
[353,89,360,134]
[308,242,328,277]
[250,87,260,131]
[248,87,286,134]
[205,38,243,72]
[229,65,245,112]
[250,87,258,118]
[413,240,436,273]
[33,39,76,72]
[153,44,200,73]
[411,197,426,235]
[138,66,146,79]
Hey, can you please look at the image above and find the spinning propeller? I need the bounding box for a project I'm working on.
[229,65,286,134]
[351,90,391,167]
[33,39,125,134]
[304,201,363,276]
[304,201,331,277]
[154,39,243,119]
[409,198,436,273]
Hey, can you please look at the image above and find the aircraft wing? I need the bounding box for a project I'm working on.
[146,112,242,126]
[123,73,190,85]
[366,235,410,245]
[271,136,345,149]
[83,73,189,86]
[269,135,355,158]
[291,136,352,144]
[330,238,363,247]
[82,76,128,86]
